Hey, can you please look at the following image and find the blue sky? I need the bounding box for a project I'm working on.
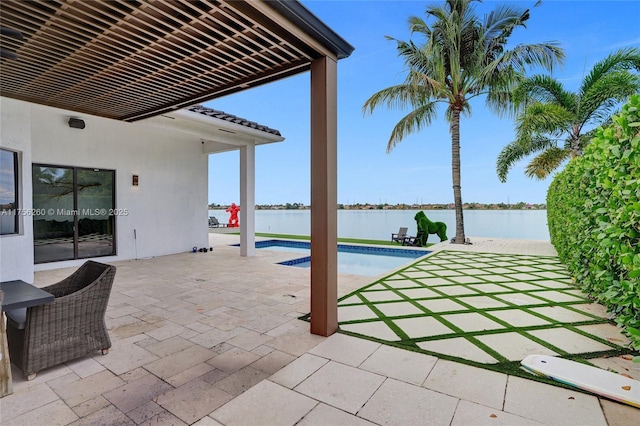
[207,0,640,206]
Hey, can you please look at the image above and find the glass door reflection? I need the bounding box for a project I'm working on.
[77,169,115,258]
[32,166,75,263]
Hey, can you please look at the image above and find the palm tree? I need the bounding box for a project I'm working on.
[363,0,563,243]
[496,47,640,182]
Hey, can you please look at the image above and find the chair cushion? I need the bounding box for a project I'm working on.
[6,308,26,330]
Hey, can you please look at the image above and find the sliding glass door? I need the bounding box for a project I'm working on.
[77,168,115,258]
[32,166,75,262]
[33,165,115,263]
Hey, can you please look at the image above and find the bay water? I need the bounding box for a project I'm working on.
[209,209,550,241]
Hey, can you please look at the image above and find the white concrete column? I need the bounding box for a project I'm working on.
[310,56,338,336]
[240,143,255,256]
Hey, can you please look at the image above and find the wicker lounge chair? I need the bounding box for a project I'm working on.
[5,261,116,380]
[391,227,408,243]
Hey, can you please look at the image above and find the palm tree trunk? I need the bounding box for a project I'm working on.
[451,108,466,244]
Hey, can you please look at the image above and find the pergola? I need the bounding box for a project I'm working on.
[0,0,354,336]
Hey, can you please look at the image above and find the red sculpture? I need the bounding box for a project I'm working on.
[226,203,240,228]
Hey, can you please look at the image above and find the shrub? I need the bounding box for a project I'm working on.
[547,94,640,349]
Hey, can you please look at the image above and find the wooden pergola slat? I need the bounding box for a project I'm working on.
[0,0,348,121]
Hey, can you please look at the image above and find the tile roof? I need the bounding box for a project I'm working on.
[185,105,282,136]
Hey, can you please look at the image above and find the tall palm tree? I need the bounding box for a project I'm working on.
[496,47,640,182]
[363,0,563,243]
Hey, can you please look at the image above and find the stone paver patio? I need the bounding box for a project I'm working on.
[1,234,638,425]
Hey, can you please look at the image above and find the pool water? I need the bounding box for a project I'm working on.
[252,239,429,277]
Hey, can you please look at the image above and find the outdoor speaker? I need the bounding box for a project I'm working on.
[68,118,85,129]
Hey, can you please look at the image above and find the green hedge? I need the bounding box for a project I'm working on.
[547,94,640,349]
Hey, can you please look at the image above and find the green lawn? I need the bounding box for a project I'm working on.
[253,232,434,247]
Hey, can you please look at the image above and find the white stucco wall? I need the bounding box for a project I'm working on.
[1,97,209,276]
[0,98,34,282]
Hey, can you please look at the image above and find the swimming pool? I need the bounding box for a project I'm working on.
[251,239,429,277]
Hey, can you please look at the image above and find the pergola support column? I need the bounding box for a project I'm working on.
[240,143,255,257]
[310,56,338,336]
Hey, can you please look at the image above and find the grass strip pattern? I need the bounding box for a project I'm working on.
[329,249,636,384]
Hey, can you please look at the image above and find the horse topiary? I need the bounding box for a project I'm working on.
[414,211,447,246]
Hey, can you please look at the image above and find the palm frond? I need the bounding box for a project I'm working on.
[387,101,440,152]
[586,98,623,127]
[362,84,425,116]
[405,69,449,100]
[486,86,519,116]
[512,75,576,109]
[488,43,563,77]
[579,47,640,97]
[482,3,530,58]
[516,102,575,138]
[578,71,640,125]
[408,16,430,36]
[425,1,452,23]
[525,147,570,180]
[496,135,559,182]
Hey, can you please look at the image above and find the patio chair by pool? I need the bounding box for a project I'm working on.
[391,227,408,243]
[403,231,425,247]
[209,216,227,228]
[5,261,116,380]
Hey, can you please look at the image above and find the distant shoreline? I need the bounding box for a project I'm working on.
[209,204,547,211]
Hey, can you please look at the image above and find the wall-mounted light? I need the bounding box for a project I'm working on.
[68,117,85,129]
[132,175,139,186]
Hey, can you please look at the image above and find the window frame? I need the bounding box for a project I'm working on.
[0,148,20,236]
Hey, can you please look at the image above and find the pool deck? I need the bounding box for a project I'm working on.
[1,234,638,425]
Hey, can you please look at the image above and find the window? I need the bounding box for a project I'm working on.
[0,148,19,235]
[33,164,116,263]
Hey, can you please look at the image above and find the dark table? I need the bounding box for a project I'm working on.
[0,280,54,311]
